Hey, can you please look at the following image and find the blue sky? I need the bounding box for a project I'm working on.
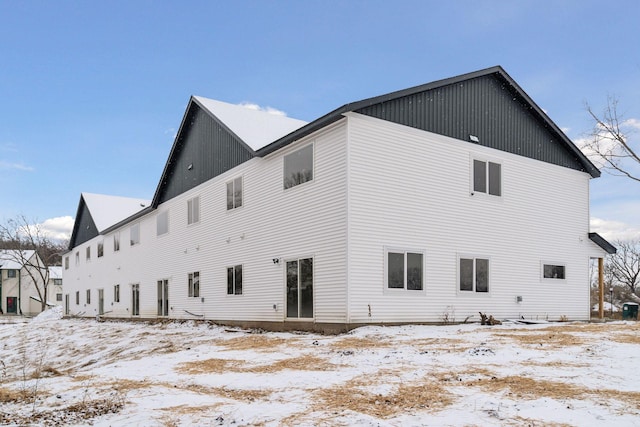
[1,0,639,240]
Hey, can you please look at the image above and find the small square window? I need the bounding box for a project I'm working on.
[386,250,424,291]
[56,293,63,302]
[543,264,566,280]
[7,269,17,278]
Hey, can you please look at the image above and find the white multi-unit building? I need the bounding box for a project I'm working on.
[63,66,615,332]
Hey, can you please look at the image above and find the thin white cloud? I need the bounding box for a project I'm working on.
[0,161,35,172]
[623,118,640,130]
[590,217,640,242]
[238,102,287,117]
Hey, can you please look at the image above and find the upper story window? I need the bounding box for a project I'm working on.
[473,159,501,196]
[86,246,91,261]
[75,251,80,265]
[226,177,243,210]
[386,250,424,291]
[64,256,69,270]
[113,232,121,252]
[7,269,17,278]
[187,196,200,225]
[157,211,169,236]
[130,223,140,246]
[284,144,313,189]
[543,263,566,280]
[459,257,490,293]
[97,241,104,258]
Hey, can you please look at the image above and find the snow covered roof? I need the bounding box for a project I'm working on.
[193,96,308,151]
[82,193,151,232]
[0,249,36,269]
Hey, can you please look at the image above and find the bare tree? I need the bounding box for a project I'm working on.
[583,97,640,182]
[605,239,640,304]
[0,215,68,313]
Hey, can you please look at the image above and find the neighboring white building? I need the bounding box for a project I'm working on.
[63,66,615,331]
[48,266,63,308]
[0,250,49,316]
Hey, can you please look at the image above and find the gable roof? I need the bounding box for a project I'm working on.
[69,193,151,249]
[0,249,36,269]
[256,66,599,178]
[589,232,617,254]
[193,96,308,151]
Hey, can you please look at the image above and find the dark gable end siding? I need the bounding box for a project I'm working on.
[355,73,587,173]
[69,199,99,248]
[156,103,254,204]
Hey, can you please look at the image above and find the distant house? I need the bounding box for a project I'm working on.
[0,250,48,316]
[63,66,615,331]
[48,266,63,308]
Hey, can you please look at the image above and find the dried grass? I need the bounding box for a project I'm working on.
[0,386,27,403]
[247,354,335,373]
[313,374,453,419]
[221,335,290,351]
[491,331,583,348]
[610,333,640,345]
[177,358,242,374]
[474,375,585,400]
[330,336,392,350]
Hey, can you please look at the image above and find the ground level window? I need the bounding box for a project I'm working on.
[157,279,169,316]
[75,291,79,305]
[459,257,489,293]
[132,284,140,316]
[227,265,242,295]
[543,264,566,279]
[189,272,200,297]
[56,293,62,302]
[387,250,423,290]
[114,284,120,303]
[286,258,313,318]
[86,289,91,304]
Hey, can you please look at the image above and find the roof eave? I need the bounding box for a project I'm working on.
[589,232,617,254]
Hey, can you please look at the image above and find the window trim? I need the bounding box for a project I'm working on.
[471,157,502,197]
[226,176,243,211]
[97,241,104,258]
[226,264,243,296]
[113,232,121,252]
[85,246,91,261]
[541,262,567,281]
[283,143,314,190]
[114,284,120,303]
[86,289,91,304]
[188,271,200,298]
[157,210,169,236]
[457,255,491,294]
[383,247,426,293]
[187,196,200,225]
[64,256,69,270]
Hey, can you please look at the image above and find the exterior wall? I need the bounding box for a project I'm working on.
[63,121,348,325]
[0,265,43,316]
[346,112,594,323]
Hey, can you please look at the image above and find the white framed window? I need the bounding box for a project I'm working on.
[188,271,200,297]
[542,263,566,280]
[227,265,243,295]
[226,176,243,210]
[472,158,501,196]
[64,256,69,270]
[187,196,200,225]
[56,293,62,302]
[157,211,169,236]
[86,289,91,304]
[53,279,62,286]
[385,249,424,291]
[130,223,140,246]
[157,279,169,316]
[284,143,313,189]
[132,283,140,316]
[113,232,121,252]
[286,258,314,318]
[459,256,490,293]
[75,251,80,265]
[97,241,104,258]
[86,246,91,261]
[75,291,80,305]
[114,284,120,303]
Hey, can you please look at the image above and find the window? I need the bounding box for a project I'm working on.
[75,252,80,265]
[64,256,69,270]
[284,144,313,189]
[7,269,16,278]
[130,223,140,246]
[75,291,79,305]
[227,265,243,295]
[286,258,313,318]
[459,257,490,293]
[53,278,62,286]
[132,284,140,316]
[157,211,169,236]
[56,293,62,302]
[187,196,200,224]
[473,159,501,196]
[157,279,169,316]
[97,241,104,258]
[114,284,120,303]
[386,250,424,290]
[543,264,566,280]
[86,246,91,261]
[86,289,91,304]
[113,232,121,252]
[188,272,200,297]
[226,176,243,210]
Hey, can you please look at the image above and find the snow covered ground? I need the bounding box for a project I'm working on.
[1,310,639,426]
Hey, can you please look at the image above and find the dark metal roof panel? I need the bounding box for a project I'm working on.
[589,232,617,254]
[68,196,99,249]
